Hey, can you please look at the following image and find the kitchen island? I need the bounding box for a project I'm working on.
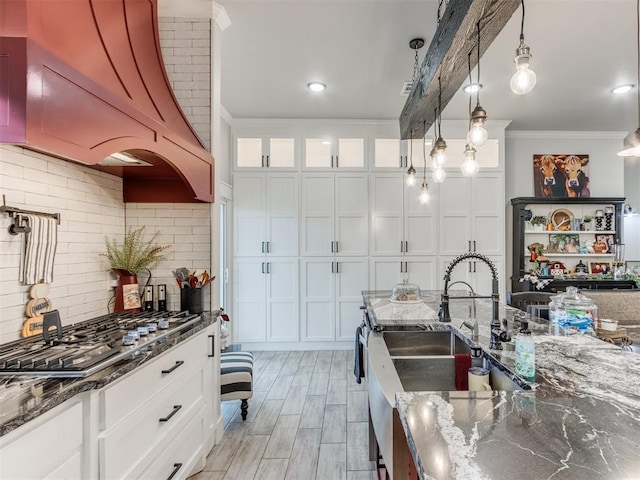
[363,291,640,480]
[0,311,221,480]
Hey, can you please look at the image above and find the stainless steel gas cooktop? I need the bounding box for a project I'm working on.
[0,311,201,378]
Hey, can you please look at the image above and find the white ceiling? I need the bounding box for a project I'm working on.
[217,0,639,132]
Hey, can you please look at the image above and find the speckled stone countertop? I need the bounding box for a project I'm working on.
[362,291,640,480]
[0,311,219,437]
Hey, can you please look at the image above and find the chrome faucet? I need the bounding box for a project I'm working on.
[438,252,509,349]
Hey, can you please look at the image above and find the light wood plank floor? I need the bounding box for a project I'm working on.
[190,350,377,480]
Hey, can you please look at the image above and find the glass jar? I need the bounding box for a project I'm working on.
[390,281,421,302]
[549,287,597,333]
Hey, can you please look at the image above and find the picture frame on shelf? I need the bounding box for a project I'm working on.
[588,262,612,274]
[547,233,580,253]
[626,260,640,275]
[594,234,615,253]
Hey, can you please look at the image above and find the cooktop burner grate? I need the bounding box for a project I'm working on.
[0,311,201,377]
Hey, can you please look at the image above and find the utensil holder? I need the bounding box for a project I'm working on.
[181,287,204,314]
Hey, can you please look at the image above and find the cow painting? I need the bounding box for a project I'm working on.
[533,154,590,198]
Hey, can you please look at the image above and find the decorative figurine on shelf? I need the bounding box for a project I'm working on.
[605,206,614,231]
[595,209,604,231]
[527,242,545,261]
[582,216,593,231]
[575,259,588,274]
[550,261,566,276]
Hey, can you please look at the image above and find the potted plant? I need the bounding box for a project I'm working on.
[101,227,171,312]
[530,216,548,232]
[582,216,593,231]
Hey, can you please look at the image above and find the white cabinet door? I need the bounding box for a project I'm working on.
[266,175,298,256]
[305,138,333,168]
[233,258,267,342]
[337,138,365,168]
[370,257,405,291]
[304,137,365,170]
[335,258,368,340]
[236,137,295,169]
[439,176,472,255]
[471,255,503,297]
[371,175,404,255]
[471,175,504,255]
[374,139,402,169]
[335,174,368,255]
[406,257,438,291]
[267,258,299,342]
[300,258,335,341]
[301,174,335,256]
[234,175,266,257]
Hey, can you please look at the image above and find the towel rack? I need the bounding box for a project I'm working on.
[1,195,61,235]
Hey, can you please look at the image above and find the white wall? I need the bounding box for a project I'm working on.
[504,132,626,285]
[624,157,640,260]
[0,146,125,343]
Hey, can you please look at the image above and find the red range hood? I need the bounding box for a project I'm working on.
[0,0,214,203]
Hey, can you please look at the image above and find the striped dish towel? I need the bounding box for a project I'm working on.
[19,214,58,284]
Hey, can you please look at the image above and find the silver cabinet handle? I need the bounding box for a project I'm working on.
[331,261,335,273]
[331,155,334,168]
[473,262,476,273]
[261,155,265,167]
[266,241,271,253]
[400,241,404,253]
[266,155,270,167]
[335,261,339,274]
[261,241,265,253]
[400,261,403,273]
[159,405,182,422]
[331,241,334,253]
[404,261,408,273]
[336,155,339,168]
[399,156,403,168]
[468,262,472,273]
[473,240,476,252]
[261,262,265,274]
[404,241,409,253]
[335,241,339,253]
[266,262,271,274]
[468,240,471,252]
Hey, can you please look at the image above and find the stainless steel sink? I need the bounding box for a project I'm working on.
[382,330,471,356]
[392,357,457,391]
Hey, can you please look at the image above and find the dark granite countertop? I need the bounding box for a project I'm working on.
[0,311,219,437]
[362,291,640,480]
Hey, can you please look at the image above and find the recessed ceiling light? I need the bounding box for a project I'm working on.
[464,83,482,94]
[611,84,635,95]
[308,82,326,92]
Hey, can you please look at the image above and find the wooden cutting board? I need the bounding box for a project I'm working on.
[22,315,44,337]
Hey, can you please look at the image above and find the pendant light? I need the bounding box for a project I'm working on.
[510,0,537,95]
[406,129,417,186]
[462,51,480,176]
[619,0,640,157]
[430,108,447,183]
[432,76,448,168]
[467,22,488,148]
[418,122,431,205]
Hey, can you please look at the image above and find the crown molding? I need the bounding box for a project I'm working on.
[506,130,627,140]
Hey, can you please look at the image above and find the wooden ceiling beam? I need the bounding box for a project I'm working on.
[399,0,520,140]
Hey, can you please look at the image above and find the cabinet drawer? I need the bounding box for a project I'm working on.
[101,330,207,429]
[100,363,205,480]
[138,406,205,480]
[0,401,82,480]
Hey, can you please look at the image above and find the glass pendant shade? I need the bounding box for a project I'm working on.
[418,181,431,204]
[618,127,640,156]
[432,167,447,183]
[510,41,536,95]
[432,137,448,166]
[406,168,417,186]
[467,125,488,148]
[461,144,480,176]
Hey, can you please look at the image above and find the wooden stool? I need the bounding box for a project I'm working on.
[220,351,254,421]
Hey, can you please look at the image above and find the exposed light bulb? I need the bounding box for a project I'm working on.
[467,126,488,148]
[510,39,536,95]
[406,170,417,186]
[432,167,446,183]
[461,158,480,176]
[418,181,431,204]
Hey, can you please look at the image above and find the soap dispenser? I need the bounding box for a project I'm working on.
[515,326,535,382]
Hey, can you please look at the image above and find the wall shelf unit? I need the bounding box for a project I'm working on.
[510,197,636,292]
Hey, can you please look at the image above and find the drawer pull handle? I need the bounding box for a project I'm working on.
[161,360,184,375]
[208,334,215,357]
[167,463,183,480]
[159,405,182,422]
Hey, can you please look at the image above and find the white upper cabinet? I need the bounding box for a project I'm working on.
[236,137,296,169]
[301,173,369,256]
[304,137,365,170]
[373,138,424,170]
[234,173,298,257]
